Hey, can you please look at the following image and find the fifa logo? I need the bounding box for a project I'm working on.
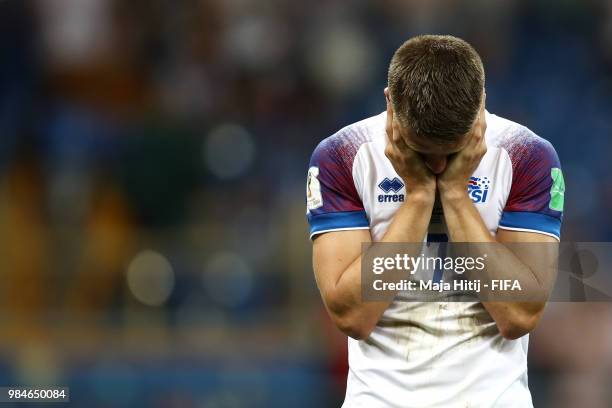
[468,176,490,203]
[306,166,323,211]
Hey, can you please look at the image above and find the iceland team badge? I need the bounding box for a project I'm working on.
[468,176,490,203]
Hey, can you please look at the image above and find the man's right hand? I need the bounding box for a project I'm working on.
[384,90,436,199]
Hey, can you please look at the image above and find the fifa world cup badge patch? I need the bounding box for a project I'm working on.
[549,168,565,211]
[307,166,323,211]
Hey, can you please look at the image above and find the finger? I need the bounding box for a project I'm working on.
[467,124,487,160]
[466,118,485,150]
[386,113,406,161]
[470,133,486,157]
[385,117,396,154]
[384,130,398,161]
[386,109,393,143]
[385,107,393,147]
[480,110,487,136]
[391,117,409,151]
[384,143,395,161]
[475,111,487,153]
[477,129,488,156]
[475,102,487,136]
[385,90,393,144]
[385,117,398,160]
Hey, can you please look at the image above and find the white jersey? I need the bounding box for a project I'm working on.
[306,111,564,408]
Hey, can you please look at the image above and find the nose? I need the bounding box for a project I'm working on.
[424,155,447,174]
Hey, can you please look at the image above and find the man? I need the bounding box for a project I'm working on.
[306,35,565,407]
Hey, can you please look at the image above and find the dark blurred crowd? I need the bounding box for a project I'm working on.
[0,0,611,407]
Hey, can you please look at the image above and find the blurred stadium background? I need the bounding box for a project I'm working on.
[0,0,611,407]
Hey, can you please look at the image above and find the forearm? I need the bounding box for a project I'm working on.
[439,189,494,243]
[440,188,548,338]
[328,191,435,339]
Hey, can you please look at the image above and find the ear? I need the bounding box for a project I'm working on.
[384,87,390,103]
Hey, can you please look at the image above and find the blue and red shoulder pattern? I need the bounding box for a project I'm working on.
[498,126,565,239]
[306,127,371,239]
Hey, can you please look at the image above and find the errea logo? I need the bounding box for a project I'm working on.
[378,177,405,203]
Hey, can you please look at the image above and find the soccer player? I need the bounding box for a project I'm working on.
[306,35,565,407]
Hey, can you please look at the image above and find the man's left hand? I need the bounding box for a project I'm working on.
[438,104,487,196]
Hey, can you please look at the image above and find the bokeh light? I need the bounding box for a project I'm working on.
[203,124,256,180]
[126,250,175,307]
[202,251,254,308]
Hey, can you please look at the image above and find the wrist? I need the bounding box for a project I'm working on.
[406,186,436,205]
[438,181,469,202]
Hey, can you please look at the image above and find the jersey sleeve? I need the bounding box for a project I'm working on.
[498,130,565,240]
[306,133,369,239]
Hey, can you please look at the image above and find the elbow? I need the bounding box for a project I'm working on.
[497,313,541,340]
[326,300,376,340]
[334,314,375,340]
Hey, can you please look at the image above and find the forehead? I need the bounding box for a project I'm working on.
[399,125,470,155]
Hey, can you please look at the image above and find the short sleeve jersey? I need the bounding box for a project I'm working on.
[306,111,564,408]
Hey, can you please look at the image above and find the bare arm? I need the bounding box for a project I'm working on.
[313,193,434,340]
[439,186,557,339]
[312,90,436,340]
[438,103,558,339]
